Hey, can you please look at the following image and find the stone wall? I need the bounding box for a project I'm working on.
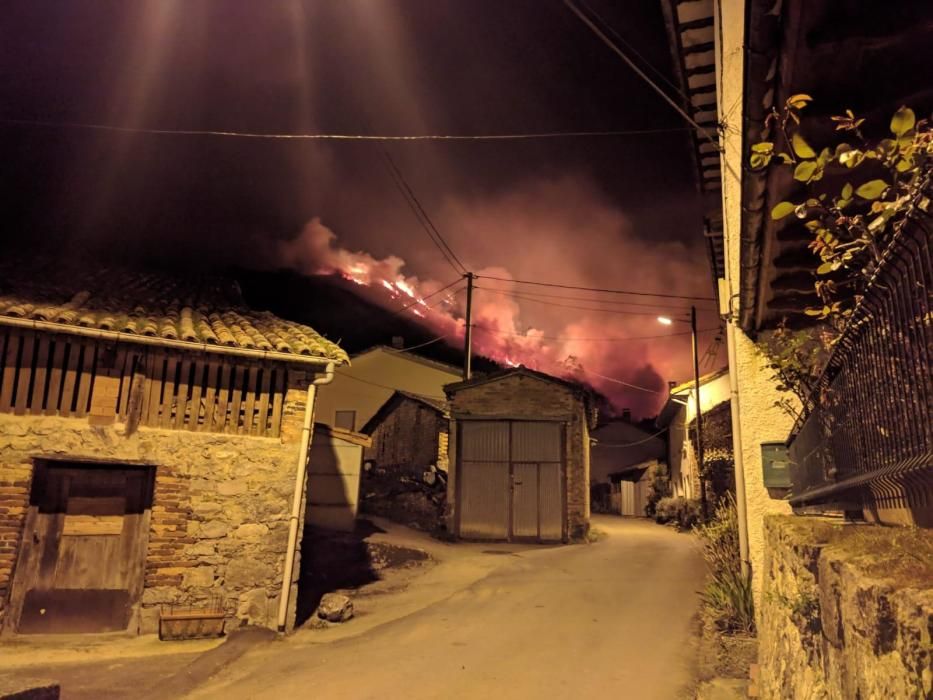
[0,398,307,634]
[446,373,589,540]
[759,515,933,699]
[364,399,445,476]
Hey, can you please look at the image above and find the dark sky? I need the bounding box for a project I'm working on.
[0,0,719,414]
[1,0,701,262]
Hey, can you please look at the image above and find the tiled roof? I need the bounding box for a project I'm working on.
[395,390,449,415]
[0,262,348,364]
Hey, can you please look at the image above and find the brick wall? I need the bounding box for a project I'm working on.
[446,373,590,540]
[0,459,31,622]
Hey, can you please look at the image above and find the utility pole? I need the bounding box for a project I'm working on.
[691,305,708,519]
[463,272,474,380]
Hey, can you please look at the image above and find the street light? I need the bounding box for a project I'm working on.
[660,306,708,519]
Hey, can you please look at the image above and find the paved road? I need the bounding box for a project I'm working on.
[189,517,705,700]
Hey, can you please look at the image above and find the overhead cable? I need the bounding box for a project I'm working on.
[1,118,695,141]
[472,284,714,311]
[382,151,467,276]
[475,274,717,302]
[473,325,719,343]
[476,286,675,317]
[390,277,465,315]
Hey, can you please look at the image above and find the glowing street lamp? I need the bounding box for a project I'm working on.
[660,306,708,519]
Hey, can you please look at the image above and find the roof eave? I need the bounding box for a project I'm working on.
[0,316,347,367]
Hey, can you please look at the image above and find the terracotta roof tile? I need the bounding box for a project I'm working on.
[0,263,348,365]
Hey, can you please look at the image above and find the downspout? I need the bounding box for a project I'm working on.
[276,361,335,633]
[724,302,751,577]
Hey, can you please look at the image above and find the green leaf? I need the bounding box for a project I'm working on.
[787,93,813,109]
[817,262,835,274]
[855,179,888,200]
[804,308,824,317]
[794,161,818,181]
[841,183,853,199]
[771,201,796,220]
[792,133,816,159]
[750,153,768,169]
[751,141,774,153]
[839,150,863,168]
[890,106,916,137]
[777,152,793,164]
[895,158,913,173]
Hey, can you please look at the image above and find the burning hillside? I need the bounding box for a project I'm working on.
[276,199,722,418]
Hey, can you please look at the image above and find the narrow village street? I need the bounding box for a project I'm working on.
[187,516,704,700]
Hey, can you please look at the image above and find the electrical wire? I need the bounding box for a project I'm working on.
[0,118,695,141]
[333,369,447,398]
[389,277,465,315]
[472,284,715,311]
[562,0,719,148]
[593,425,672,447]
[382,150,467,276]
[473,325,719,343]
[475,286,689,317]
[576,367,661,394]
[385,334,452,353]
[475,274,717,302]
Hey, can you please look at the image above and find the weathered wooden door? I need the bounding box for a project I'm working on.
[511,422,563,542]
[9,460,154,634]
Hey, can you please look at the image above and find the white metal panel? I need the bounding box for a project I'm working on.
[512,463,539,538]
[306,438,363,532]
[511,422,562,462]
[459,461,509,539]
[460,421,509,460]
[538,462,562,541]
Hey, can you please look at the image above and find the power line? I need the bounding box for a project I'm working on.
[382,150,468,276]
[385,334,452,353]
[475,274,717,302]
[389,277,465,315]
[473,284,715,311]
[594,425,673,447]
[473,325,719,343]
[577,0,687,104]
[577,367,661,394]
[475,286,676,317]
[334,369,446,398]
[1,118,695,141]
[562,0,718,148]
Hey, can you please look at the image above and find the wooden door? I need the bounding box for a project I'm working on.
[9,461,154,634]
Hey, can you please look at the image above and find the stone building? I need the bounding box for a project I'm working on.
[361,390,449,476]
[0,266,347,635]
[444,367,594,542]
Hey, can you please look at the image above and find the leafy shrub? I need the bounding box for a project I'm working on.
[644,464,672,518]
[655,497,702,531]
[695,493,755,634]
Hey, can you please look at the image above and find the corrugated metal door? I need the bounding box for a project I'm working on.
[512,422,563,541]
[459,421,510,539]
[511,463,538,537]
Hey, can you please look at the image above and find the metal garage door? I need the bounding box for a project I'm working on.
[459,422,510,539]
[458,421,563,542]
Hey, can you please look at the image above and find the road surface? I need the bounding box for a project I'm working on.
[189,516,705,700]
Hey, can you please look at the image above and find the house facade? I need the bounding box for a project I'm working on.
[590,419,666,516]
[314,346,460,433]
[657,369,731,501]
[0,267,347,635]
[361,391,449,476]
[444,367,593,542]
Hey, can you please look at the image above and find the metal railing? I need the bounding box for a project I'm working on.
[787,194,932,521]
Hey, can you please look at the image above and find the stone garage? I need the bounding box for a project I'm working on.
[444,367,594,542]
[0,265,348,635]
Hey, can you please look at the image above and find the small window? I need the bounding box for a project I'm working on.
[334,410,356,431]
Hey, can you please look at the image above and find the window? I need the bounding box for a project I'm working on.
[334,410,356,431]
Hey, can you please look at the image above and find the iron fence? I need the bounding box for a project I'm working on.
[787,195,932,522]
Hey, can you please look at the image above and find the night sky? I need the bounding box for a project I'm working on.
[0,0,721,415]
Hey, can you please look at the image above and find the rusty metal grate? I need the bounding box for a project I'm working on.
[786,194,932,521]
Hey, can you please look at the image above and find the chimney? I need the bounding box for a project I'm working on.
[391,336,404,349]
[621,408,632,423]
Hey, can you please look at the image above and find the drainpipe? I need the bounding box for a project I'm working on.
[276,362,335,633]
[724,299,751,578]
